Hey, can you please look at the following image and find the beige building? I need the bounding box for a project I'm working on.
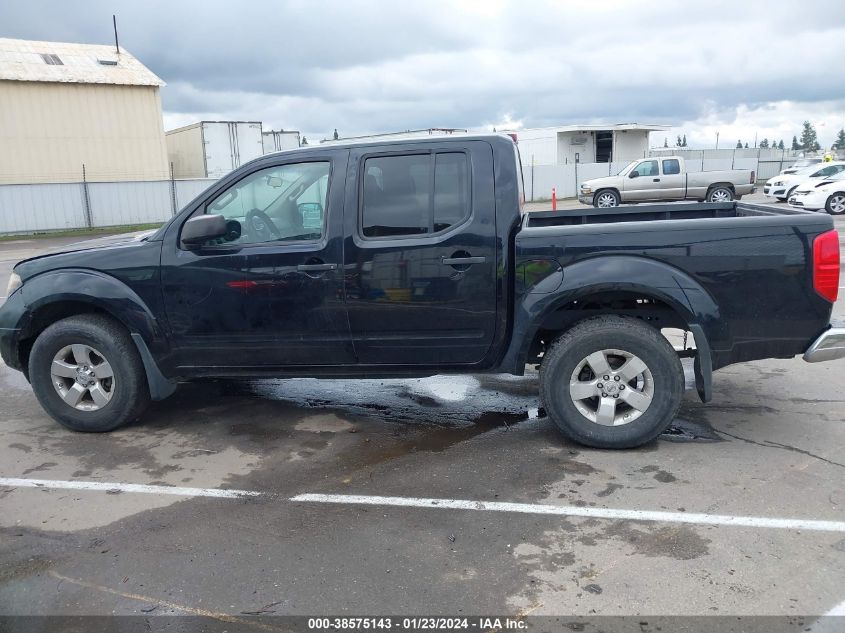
[0,38,169,184]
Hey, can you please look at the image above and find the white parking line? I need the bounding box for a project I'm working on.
[0,477,260,499]
[291,493,845,533]
[3,477,845,533]
[807,598,845,632]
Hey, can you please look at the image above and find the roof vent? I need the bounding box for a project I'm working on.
[98,59,118,66]
[40,53,63,66]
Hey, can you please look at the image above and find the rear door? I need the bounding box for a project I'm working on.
[622,159,664,200]
[658,158,686,199]
[342,140,498,365]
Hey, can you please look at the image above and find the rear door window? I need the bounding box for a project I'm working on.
[361,152,471,238]
[662,159,681,175]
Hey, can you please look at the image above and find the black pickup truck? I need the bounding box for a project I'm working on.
[1,135,843,448]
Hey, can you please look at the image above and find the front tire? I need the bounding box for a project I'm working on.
[540,316,684,449]
[29,314,150,432]
[825,192,845,215]
[593,190,620,208]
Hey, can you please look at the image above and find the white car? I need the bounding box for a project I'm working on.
[764,161,845,201]
[778,157,823,175]
[788,172,845,214]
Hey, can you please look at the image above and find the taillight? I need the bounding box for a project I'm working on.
[813,230,840,302]
[750,171,755,184]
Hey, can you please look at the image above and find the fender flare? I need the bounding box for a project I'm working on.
[18,269,176,400]
[500,255,726,402]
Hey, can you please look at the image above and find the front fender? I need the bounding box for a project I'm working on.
[19,269,165,347]
[498,256,727,399]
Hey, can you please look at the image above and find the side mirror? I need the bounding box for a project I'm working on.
[181,214,227,249]
[629,171,640,178]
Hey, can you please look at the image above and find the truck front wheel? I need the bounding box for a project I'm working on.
[593,190,620,208]
[29,314,150,432]
[540,316,684,449]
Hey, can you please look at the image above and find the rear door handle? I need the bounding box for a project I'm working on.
[297,263,337,272]
[441,256,486,266]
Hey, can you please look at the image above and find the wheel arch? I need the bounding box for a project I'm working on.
[499,255,724,402]
[15,269,174,399]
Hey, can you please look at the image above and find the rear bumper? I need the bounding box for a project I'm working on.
[804,323,845,362]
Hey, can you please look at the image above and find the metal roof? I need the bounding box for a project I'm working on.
[0,38,164,87]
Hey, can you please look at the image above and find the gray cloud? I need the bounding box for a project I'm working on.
[2,0,844,144]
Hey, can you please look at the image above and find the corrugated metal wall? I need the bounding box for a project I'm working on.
[0,179,215,234]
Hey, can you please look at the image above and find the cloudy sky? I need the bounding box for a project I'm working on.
[3,0,844,149]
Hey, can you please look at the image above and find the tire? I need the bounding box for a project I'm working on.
[29,314,150,432]
[593,190,620,208]
[540,316,684,449]
[706,185,734,203]
[825,192,845,215]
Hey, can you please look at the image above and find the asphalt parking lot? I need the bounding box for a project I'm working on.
[0,195,843,629]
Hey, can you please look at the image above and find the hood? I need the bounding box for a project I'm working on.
[581,175,617,189]
[14,230,160,280]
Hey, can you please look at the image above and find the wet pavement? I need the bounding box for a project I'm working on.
[0,214,844,624]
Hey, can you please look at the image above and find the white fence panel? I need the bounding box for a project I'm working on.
[87,180,173,226]
[174,178,217,211]
[0,183,87,233]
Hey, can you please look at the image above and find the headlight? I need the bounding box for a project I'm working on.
[6,272,21,297]
[580,185,592,193]
[773,180,784,186]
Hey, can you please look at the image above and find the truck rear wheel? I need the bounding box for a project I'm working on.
[29,314,150,432]
[706,186,734,202]
[540,316,684,449]
[593,190,620,208]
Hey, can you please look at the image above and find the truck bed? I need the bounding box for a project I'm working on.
[515,200,835,372]
[524,201,810,228]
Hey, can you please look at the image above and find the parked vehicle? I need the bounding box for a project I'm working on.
[578,156,756,207]
[165,121,265,179]
[779,157,823,175]
[262,129,301,154]
[1,135,842,449]
[763,162,845,202]
[789,172,845,214]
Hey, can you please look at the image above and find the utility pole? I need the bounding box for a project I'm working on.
[715,131,720,150]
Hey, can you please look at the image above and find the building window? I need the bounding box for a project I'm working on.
[40,53,63,65]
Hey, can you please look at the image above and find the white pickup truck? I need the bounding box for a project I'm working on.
[579,156,757,207]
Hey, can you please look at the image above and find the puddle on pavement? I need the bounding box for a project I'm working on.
[659,415,723,443]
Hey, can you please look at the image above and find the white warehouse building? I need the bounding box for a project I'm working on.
[509,123,670,165]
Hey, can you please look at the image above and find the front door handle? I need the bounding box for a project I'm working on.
[653,178,661,182]
[297,263,337,272]
[441,255,486,266]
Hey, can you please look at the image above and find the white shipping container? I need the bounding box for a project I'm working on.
[262,130,301,154]
[166,121,265,179]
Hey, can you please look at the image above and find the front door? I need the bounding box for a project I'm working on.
[161,152,354,368]
[342,141,498,366]
[623,159,664,200]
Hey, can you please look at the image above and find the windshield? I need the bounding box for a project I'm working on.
[616,160,639,176]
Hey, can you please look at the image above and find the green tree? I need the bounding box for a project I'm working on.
[333,128,339,140]
[301,137,308,146]
[799,121,820,151]
[791,135,799,150]
[664,137,668,148]
[778,140,785,150]
[835,128,845,150]
[682,134,687,147]
[744,142,749,149]
[759,138,769,149]
[736,140,743,149]
[677,134,683,146]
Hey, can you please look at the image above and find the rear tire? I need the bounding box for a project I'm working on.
[593,190,620,208]
[540,316,684,449]
[29,314,150,432]
[706,186,734,202]
[825,192,845,215]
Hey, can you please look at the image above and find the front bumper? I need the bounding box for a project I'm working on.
[0,288,26,371]
[788,193,825,210]
[804,324,845,362]
[578,193,593,205]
